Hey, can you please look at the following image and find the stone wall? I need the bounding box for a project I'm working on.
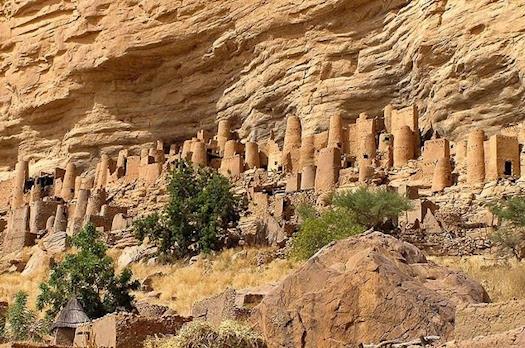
[74,313,190,348]
[3,206,30,254]
[486,135,521,180]
[192,288,245,326]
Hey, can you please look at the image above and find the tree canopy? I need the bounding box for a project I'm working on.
[134,160,243,260]
[37,223,139,319]
[291,187,412,260]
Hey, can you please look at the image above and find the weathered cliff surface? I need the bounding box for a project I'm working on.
[1,0,524,170]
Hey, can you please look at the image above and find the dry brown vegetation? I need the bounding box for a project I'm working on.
[431,255,525,302]
[144,320,266,348]
[0,248,50,308]
[2,246,523,317]
[0,246,298,317]
[0,271,48,309]
[132,247,299,315]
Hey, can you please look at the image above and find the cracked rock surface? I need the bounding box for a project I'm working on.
[251,232,489,348]
[1,0,525,171]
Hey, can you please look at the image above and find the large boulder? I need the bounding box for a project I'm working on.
[21,247,50,277]
[41,231,68,254]
[117,243,158,269]
[251,232,489,348]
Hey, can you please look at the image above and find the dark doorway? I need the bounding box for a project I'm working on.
[504,161,512,176]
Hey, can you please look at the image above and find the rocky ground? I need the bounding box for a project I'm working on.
[0,164,523,347]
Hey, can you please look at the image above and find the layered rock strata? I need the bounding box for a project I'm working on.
[1,0,525,169]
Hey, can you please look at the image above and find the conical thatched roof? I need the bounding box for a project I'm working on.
[52,298,90,330]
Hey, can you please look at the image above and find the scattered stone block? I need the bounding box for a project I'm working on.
[21,247,50,277]
[42,231,68,254]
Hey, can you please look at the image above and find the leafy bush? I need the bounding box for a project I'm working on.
[144,320,266,348]
[491,228,525,261]
[291,188,411,260]
[133,212,164,246]
[5,291,47,342]
[134,161,243,259]
[37,223,139,319]
[489,196,525,260]
[332,187,412,229]
[295,203,317,221]
[490,196,525,227]
[291,206,364,260]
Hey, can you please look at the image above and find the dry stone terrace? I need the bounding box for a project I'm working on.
[0,104,525,256]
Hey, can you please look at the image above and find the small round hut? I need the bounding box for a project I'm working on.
[52,298,90,346]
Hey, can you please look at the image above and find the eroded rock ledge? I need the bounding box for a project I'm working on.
[1,0,525,170]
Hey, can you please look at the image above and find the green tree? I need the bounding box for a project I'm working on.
[489,196,525,260]
[332,187,412,229]
[134,161,243,259]
[291,205,363,260]
[291,188,411,260]
[6,291,46,342]
[37,224,139,319]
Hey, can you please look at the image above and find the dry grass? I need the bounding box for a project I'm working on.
[106,247,124,263]
[0,248,63,309]
[430,255,525,302]
[144,320,266,348]
[131,247,300,315]
[0,246,299,317]
[0,267,49,309]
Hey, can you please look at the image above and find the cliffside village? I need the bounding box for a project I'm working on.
[3,104,525,252]
[1,104,525,346]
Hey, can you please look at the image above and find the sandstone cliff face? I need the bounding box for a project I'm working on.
[1,0,524,170]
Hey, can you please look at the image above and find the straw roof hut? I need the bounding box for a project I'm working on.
[52,298,90,346]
